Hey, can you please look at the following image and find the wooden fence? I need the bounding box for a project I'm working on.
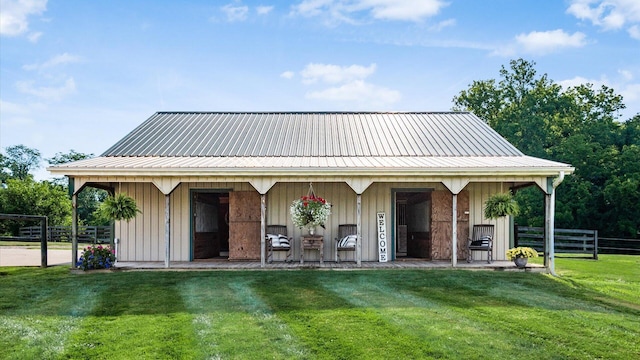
[18,225,112,244]
[598,237,640,255]
[515,226,598,259]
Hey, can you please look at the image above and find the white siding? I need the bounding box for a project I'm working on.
[114,180,517,263]
[466,182,511,261]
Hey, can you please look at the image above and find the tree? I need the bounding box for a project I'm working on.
[46,150,109,226]
[453,59,638,237]
[0,178,72,235]
[1,145,42,182]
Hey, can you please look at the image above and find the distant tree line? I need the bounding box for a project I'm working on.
[454,59,640,237]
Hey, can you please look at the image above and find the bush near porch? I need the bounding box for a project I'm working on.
[0,255,638,359]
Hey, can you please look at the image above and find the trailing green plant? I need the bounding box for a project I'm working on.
[76,244,116,270]
[97,193,141,222]
[506,246,539,260]
[484,192,520,219]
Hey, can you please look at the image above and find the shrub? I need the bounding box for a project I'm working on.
[77,244,116,270]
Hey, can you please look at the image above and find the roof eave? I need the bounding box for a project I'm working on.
[48,166,575,178]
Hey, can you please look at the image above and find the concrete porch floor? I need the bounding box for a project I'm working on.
[114,259,546,272]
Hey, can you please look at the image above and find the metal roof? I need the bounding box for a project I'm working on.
[49,112,574,178]
[102,112,524,157]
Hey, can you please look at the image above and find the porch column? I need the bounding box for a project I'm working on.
[71,192,78,267]
[260,194,266,268]
[164,194,170,268]
[452,193,458,267]
[356,193,362,267]
[545,190,556,275]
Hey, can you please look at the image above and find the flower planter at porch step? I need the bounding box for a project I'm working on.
[514,257,528,268]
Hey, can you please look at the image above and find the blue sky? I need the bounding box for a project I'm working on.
[1,0,639,179]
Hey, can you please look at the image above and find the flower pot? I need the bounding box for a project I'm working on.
[514,257,528,268]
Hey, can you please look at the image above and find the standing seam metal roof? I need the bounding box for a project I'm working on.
[101,112,524,157]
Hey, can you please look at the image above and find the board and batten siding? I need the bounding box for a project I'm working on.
[114,180,516,262]
[467,182,512,261]
[115,182,253,261]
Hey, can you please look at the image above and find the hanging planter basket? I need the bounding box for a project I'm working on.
[484,192,519,219]
[290,183,332,230]
[98,193,141,222]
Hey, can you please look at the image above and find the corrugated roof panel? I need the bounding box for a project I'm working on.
[100,112,526,158]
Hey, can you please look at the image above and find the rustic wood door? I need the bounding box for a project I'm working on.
[431,190,469,260]
[228,191,261,260]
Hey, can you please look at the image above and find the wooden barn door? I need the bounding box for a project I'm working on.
[431,190,469,261]
[228,191,261,260]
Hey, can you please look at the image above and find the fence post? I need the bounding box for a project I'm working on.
[40,217,48,268]
[594,230,598,260]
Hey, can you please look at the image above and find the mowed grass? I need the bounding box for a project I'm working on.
[0,255,638,359]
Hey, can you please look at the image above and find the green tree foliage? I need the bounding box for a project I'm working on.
[0,145,42,182]
[453,59,639,237]
[46,150,109,226]
[0,178,72,235]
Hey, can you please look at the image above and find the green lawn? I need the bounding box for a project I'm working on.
[1,255,638,359]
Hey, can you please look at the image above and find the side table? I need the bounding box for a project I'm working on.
[300,235,323,264]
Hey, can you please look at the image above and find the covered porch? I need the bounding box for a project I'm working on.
[113,258,545,272]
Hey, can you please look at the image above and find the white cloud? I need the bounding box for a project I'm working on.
[515,29,587,54]
[23,53,82,71]
[430,18,455,32]
[280,71,295,79]
[0,0,47,37]
[306,79,401,105]
[291,0,448,23]
[221,3,249,22]
[256,5,274,15]
[301,63,377,84]
[291,62,400,106]
[27,31,42,42]
[16,77,76,102]
[567,0,640,38]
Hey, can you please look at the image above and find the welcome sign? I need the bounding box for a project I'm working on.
[377,212,388,262]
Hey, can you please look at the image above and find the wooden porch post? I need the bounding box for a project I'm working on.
[356,193,362,267]
[260,194,266,268]
[452,193,458,267]
[545,190,556,275]
[164,194,170,268]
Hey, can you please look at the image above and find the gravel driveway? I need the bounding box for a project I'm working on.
[0,248,71,267]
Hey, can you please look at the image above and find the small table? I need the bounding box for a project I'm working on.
[300,235,323,264]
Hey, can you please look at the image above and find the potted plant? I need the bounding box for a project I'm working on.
[484,191,520,219]
[506,246,538,268]
[290,194,331,235]
[97,193,141,222]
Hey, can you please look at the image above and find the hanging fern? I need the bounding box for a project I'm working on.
[98,193,141,222]
[484,192,520,219]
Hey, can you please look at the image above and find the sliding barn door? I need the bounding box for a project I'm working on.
[228,191,261,260]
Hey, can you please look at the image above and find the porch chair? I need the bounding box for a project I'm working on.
[266,225,293,263]
[467,224,494,263]
[335,224,357,263]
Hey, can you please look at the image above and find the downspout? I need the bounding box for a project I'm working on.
[547,171,565,276]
